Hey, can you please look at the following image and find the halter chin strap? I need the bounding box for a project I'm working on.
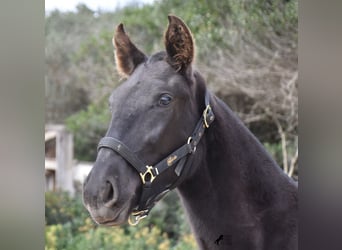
[97,90,215,225]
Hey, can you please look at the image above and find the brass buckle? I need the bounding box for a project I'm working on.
[128,210,148,226]
[140,166,157,184]
[203,105,212,128]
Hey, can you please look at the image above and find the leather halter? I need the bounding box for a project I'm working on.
[97,90,215,225]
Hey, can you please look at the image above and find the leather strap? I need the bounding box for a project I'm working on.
[97,90,215,223]
[97,137,147,174]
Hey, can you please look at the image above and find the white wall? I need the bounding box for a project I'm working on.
[73,162,93,184]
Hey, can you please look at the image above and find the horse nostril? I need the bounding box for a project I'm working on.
[102,179,118,207]
[104,182,114,201]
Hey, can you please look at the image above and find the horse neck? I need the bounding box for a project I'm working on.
[176,95,290,247]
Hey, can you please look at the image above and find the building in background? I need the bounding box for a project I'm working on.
[45,124,92,195]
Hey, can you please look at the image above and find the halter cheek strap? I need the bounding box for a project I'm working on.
[97,90,215,225]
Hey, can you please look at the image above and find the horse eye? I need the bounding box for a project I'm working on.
[159,94,173,106]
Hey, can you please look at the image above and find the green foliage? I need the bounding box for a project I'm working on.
[263,142,283,165]
[45,191,90,230]
[264,139,297,170]
[46,222,196,250]
[45,7,120,123]
[45,191,196,250]
[46,0,298,168]
[65,98,110,161]
[234,0,298,47]
[45,191,76,225]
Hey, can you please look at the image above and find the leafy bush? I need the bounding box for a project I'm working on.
[45,191,90,232]
[65,98,110,161]
[45,191,196,250]
[46,222,196,250]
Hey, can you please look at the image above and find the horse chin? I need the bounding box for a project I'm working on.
[94,214,127,227]
[86,202,132,226]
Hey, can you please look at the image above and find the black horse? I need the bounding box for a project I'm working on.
[83,15,298,250]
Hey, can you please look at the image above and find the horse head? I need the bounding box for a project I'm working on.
[83,15,208,226]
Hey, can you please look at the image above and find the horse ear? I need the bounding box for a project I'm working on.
[164,15,194,73]
[113,23,146,77]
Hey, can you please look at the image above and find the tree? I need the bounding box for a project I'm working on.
[46,0,298,177]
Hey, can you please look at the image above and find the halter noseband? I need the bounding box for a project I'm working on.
[97,90,215,225]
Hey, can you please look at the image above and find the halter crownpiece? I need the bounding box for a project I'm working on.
[97,90,215,225]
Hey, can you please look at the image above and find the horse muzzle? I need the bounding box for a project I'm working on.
[82,149,141,226]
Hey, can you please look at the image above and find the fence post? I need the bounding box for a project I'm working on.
[55,125,75,196]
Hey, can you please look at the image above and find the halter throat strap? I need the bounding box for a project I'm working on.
[97,90,215,225]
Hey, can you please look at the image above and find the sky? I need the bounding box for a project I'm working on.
[45,0,156,12]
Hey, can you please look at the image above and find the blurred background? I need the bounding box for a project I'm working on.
[45,0,298,249]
